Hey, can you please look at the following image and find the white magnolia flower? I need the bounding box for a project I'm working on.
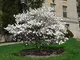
[59,40,65,45]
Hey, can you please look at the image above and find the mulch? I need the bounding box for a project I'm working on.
[19,48,64,56]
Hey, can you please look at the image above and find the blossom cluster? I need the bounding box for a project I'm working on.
[5,7,68,45]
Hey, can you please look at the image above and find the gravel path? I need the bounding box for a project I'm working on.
[0,42,22,46]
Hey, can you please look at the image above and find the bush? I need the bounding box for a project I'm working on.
[65,29,74,38]
[0,11,2,34]
[5,7,69,49]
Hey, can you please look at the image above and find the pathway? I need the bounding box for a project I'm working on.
[0,42,22,46]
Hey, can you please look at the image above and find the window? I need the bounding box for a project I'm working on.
[77,2,80,17]
[63,6,67,17]
[79,17,80,28]
[79,21,80,28]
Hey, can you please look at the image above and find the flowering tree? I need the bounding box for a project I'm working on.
[5,7,68,49]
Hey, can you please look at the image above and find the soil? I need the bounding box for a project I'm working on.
[19,48,64,57]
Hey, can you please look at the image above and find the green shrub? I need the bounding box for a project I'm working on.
[65,29,74,38]
[0,11,2,34]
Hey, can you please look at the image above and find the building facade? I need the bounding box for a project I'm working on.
[43,0,80,38]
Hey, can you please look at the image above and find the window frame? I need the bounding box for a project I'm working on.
[63,6,67,17]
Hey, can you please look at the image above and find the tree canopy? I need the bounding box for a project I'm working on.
[2,0,44,34]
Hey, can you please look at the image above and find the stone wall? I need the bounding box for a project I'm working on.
[0,34,13,42]
[0,35,5,42]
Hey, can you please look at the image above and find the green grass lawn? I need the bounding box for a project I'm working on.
[0,38,80,60]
